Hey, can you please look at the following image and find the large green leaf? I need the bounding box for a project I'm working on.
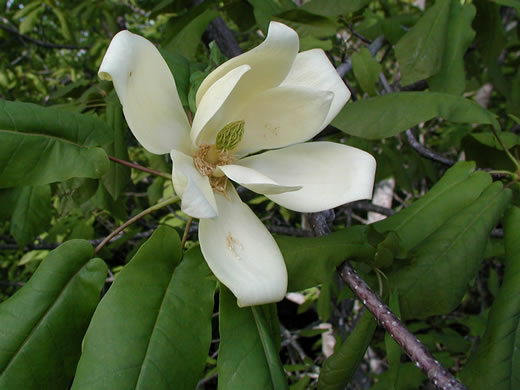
[10,184,52,247]
[277,226,375,321]
[389,182,512,319]
[317,309,377,390]
[459,207,520,390]
[164,8,219,60]
[277,225,374,293]
[72,226,216,390]
[218,286,288,390]
[0,240,107,389]
[352,48,382,97]
[395,0,451,86]
[333,92,499,139]
[427,2,476,95]
[102,93,130,200]
[301,0,370,17]
[374,162,491,251]
[0,100,111,187]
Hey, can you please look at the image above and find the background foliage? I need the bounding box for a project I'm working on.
[1,0,520,389]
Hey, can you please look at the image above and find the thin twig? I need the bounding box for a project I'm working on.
[405,129,456,166]
[94,197,179,254]
[108,155,172,180]
[339,262,468,390]
[181,216,194,250]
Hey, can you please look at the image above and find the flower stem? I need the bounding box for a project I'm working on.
[181,216,194,250]
[108,155,172,180]
[94,196,180,254]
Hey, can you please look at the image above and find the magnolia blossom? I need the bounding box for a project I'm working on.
[99,22,376,307]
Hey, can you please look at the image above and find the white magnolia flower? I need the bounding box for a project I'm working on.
[99,22,376,307]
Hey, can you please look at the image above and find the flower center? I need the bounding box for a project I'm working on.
[192,120,245,194]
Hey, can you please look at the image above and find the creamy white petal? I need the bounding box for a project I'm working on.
[195,22,299,107]
[233,86,333,156]
[218,165,301,195]
[281,49,351,129]
[236,142,376,212]
[99,30,191,155]
[199,185,287,307]
[191,65,250,146]
[170,150,217,219]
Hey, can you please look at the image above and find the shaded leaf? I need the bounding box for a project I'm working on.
[428,2,476,95]
[317,309,377,390]
[218,286,288,390]
[72,227,216,390]
[164,9,219,60]
[395,0,451,86]
[102,93,130,200]
[459,207,520,390]
[389,182,512,319]
[0,240,107,389]
[333,92,499,140]
[374,162,491,251]
[0,100,111,187]
[276,225,375,293]
[301,0,370,17]
[352,48,382,96]
[10,185,52,247]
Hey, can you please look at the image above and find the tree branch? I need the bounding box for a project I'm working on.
[0,20,88,50]
[339,262,468,390]
[405,129,456,166]
[204,17,242,58]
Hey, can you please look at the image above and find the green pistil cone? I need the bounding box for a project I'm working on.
[216,120,245,151]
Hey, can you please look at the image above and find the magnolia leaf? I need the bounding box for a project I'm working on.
[164,9,219,60]
[72,227,216,390]
[276,225,374,292]
[333,92,499,139]
[459,207,520,390]
[301,0,370,17]
[102,92,130,200]
[389,182,512,319]
[9,185,52,247]
[374,162,491,251]
[0,100,111,188]
[352,48,382,96]
[317,309,377,390]
[218,286,288,390]
[0,240,107,389]
[395,0,451,86]
[428,2,476,95]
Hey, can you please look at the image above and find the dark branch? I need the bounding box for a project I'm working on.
[0,21,88,50]
[205,17,242,58]
[405,129,456,166]
[345,200,396,216]
[339,262,468,390]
